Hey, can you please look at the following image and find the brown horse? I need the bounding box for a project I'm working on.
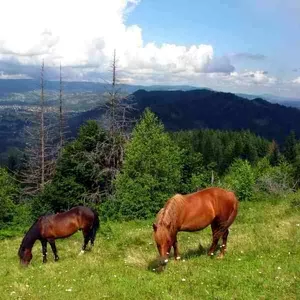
[18,206,100,266]
[153,187,238,264]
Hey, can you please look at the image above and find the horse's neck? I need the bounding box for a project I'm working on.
[162,197,183,229]
[22,223,39,249]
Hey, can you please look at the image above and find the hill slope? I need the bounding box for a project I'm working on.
[131,89,300,142]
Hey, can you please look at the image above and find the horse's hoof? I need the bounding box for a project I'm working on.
[54,257,59,262]
[217,254,224,260]
[79,250,85,256]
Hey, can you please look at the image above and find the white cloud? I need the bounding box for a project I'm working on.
[0,0,293,97]
[124,69,278,89]
[229,71,277,86]
[0,71,32,79]
[0,0,234,81]
[292,77,300,84]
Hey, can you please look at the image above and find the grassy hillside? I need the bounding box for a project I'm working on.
[0,197,299,299]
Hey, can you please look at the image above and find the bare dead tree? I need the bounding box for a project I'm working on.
[82,50,136,202]
[19,61,58,195]
[40,60,45,190]
[59,63,64,149]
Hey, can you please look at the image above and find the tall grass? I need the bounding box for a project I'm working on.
[0,196,299,299]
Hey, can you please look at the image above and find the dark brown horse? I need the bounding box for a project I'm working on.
[18,206,100,266]
[153,187,238,264]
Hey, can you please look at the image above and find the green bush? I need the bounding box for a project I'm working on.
[255,159,294,195]
[223,159,255,201]
[12,203,33,228]
[0,168,18,228]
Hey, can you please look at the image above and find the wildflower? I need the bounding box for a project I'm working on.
[66,288,72,292]
[181,278,186,282]
[277,267,281,270]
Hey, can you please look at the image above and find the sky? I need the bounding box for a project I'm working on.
[0,0,299,97]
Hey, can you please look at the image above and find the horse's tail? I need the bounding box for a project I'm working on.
[90,208,100,245]
[226,192,239,228]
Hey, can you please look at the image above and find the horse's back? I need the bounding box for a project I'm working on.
[178,187,238,231]
[198,187,238,222]
[40,206,96,239]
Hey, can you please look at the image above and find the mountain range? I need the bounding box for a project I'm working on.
[1,79,300,162]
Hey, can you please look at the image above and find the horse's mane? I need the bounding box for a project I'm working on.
[158,194,185,234]
[19,218,42,255]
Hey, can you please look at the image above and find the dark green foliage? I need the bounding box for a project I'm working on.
[31,177,86,218]
[283,131,297,163]
[132,89,300,143]
[171,129,270,175]
[114,109,182,220]
[0,168,18,228]
[269,140,282,166]
[35,120,110,215]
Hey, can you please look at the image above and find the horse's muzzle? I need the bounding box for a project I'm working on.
[159,257,169,266]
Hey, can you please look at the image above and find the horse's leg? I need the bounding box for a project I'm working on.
[41,239,48,263]
[90,227,97,247]
[208,221,222,257]
[80,229,90,254]
[173,237,181,260]
[49,240,59,261]
[218,229,229,259]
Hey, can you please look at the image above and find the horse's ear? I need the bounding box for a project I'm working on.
[152,223,157,232]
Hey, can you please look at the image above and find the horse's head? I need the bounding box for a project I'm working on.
[18,246,33,266]
[152,223,173,265]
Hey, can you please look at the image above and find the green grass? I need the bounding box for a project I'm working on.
[0,198,299,300]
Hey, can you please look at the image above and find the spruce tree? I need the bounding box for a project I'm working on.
[114,109,182,219]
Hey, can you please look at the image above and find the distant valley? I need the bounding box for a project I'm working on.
[1,79,300,163]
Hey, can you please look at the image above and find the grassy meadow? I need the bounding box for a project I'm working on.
[0,197,299,300]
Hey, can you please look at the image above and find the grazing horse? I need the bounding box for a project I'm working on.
[153,187,238,265]
[18,206,100,266]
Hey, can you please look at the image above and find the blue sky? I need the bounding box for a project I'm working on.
[0,0,299,97]
[127,0,300,80]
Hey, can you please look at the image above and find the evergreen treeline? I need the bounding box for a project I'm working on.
[1,109,300,229]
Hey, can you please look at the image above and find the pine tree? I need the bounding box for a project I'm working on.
[114,109,182,219]
[283,130,297,163]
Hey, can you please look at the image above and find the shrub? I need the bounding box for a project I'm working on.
[0,168,18,228]
[255,160,294,195]
[223,159,255,201]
